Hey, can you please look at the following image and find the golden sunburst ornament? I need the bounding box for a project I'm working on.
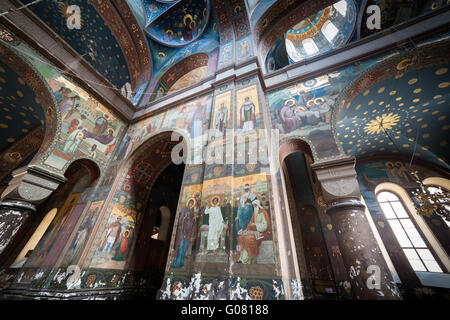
[364,113,401,135]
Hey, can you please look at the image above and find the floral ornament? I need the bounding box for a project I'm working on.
[249,285,264,300]
[363,113,401,135]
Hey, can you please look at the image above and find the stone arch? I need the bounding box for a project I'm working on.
[85,130,188,275]
[0,41,59,182]
[0,158,100,269]
[153,53,210,99]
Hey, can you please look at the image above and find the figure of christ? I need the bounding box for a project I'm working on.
[203,196,228,254]
[171,198,196,268]
[240,96,256,133]
[236,200,271,264]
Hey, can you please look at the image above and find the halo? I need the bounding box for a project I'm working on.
[210,195,221,206]
[186,197,196,208]
[183,14,193,26]
[284,98,296,107]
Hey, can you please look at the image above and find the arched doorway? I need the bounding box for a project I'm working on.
[1,159,100,269]
[130,162,185,299]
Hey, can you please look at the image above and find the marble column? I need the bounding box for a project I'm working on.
[0,166,66,256]
[311,157,401,300]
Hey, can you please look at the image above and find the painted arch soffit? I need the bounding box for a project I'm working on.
[144,0,211,48]
[333,40,450,170]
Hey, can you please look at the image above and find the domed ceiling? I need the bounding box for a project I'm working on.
[285,0,356,63]
[23,0,133,91]
[335,44,450,170]
[145,0,210,47]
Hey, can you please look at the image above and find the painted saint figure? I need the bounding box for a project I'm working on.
[235,184,257,233]
[240,96,256,133]
[112,229,130,261]
[102,217,122,254]
[214,103,228,137]
[280,99,301,133]
[204,196,227,253]
[63,127,84,155]
[171,198,196,268]
[236,200,271,264]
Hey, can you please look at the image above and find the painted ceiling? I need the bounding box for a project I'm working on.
[145,0,210,47]
[0,59,45,153]
[336,44,450,170]
[23,0,132,91]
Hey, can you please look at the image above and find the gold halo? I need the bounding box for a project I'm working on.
[210,195,221,206]
[284,98,296,107]
[385,161,394,168]
[183,14,193,26]
[186,197,196,208]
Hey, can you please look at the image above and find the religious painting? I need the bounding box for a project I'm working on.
[28,193,82,266]
[236,85,261,136]
[90,203,137,269]
[211,91,231,139]
[219,43,233,66]
[194,176,233,263]
[232,173,274,265]
[114,112,164,161]
[145,0,210,47]
[61,200,104,267]
[237,36,251,60]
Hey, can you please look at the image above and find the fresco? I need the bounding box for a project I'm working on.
[41,76,125,170]
[168,172,275,269]
[267,72,342,159]
[211,91,231,139]
[145,0,210,47]
[2,39,127,172]
[90,203,137,269]
[236,85,261,136]
[61,200,104,267]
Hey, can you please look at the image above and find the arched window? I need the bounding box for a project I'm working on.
[302,38,319,55]
[333,0,347,16]
[377,191,443,273]
[321,21,339,43]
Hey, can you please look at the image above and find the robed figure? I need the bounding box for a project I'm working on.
[204,196,227,252]
[214,103,228,137]
[171,198,196,268]
[240,97,256,133]
[235,184,257,233]
[280,99,301,133]
[112,229,130,261]
[236,200,271,264]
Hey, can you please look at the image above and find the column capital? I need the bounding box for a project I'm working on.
[311,157,361,204]
[1,165,67,206]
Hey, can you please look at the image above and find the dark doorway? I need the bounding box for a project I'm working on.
[129,162,185,299]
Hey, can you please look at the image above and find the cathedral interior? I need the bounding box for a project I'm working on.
[0,0,449,301]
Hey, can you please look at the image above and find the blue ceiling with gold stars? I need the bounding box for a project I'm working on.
[0,59,46,153]
[22,0,131,91]
[145,0,210,47]
[336,58,450,170]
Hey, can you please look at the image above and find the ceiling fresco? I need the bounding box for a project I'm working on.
[335,41,450,170]
[22,0,133,91]
[144,0,210,47]
[0,59,45,153]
